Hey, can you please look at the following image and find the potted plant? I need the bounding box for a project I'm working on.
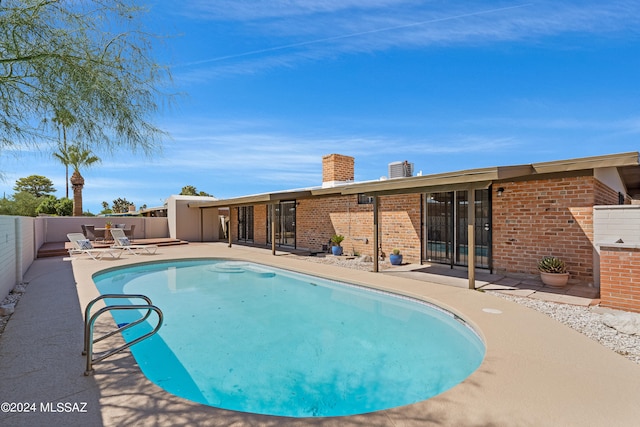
[330,234,344,256]
[389,248,403,265]
[538,256,569,287]
[105,221,112,229]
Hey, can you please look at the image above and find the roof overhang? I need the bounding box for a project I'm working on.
[188,151,640,207]
[188,190,314,208]
[531,152,640,196]
[619,164,640,196]
[340,165,532,196]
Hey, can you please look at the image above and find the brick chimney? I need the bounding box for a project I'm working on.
[322,154,354,188]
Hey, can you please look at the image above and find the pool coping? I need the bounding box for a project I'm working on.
[2,242,640,426]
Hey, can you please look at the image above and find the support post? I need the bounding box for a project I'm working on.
[228,208,233,248]
[468,188,476,290]
[373,195,379,273]
[200,208,204,242]
[271,204,276,255]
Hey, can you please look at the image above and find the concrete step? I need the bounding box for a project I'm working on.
[36,239,189,258]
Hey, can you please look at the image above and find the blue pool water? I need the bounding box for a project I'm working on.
[93,259,485,417]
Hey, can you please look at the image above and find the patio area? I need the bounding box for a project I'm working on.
[1,242,639,426]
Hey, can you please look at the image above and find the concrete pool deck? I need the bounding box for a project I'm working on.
[1,242,640,426]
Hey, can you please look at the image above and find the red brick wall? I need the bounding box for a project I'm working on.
[253,205,267,244]
[379,194,421,260]
[492,176,597,282]
[297,194,421,262]
[298,195,364,254]
[600,246,640,313]
[231,174,625,282]
[594,178,621,205]
[230,207,237,241]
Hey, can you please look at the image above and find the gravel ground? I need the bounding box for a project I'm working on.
[0,288,24,339]
[301,255,640,365]
[485,292,640,365]
[2,255,639,366]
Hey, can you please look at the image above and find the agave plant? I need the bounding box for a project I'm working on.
[538,256,567,274]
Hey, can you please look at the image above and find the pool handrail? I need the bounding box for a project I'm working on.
[83,294,163,376]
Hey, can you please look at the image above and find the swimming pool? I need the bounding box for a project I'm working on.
[93,259,485,417]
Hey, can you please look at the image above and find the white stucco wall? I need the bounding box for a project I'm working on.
[167,195,219,241]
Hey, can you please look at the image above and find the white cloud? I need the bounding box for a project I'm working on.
[174,0,640,77]
[178,0,416,21]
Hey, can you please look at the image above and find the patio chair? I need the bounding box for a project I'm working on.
[110,228,157,255]
[83,224,95,239]
[83,224,105,242]
[67,233,124,260]
[124,224,136,242]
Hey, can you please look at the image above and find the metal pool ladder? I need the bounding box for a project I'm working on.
[83,294,163,376]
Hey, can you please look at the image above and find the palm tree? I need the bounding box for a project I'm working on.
[52,110,76,199]
[53,144,72,198]
[65,145,100,216]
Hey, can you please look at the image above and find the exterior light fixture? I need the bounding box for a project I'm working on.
[497,187,505,196]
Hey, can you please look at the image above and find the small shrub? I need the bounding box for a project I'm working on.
[331,234,345,246]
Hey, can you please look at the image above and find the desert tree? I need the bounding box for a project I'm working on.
[180,185,213,197]
[0,0,173,159]
[111,197,134,213]
[13,175,56,198]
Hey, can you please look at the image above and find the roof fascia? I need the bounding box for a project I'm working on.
[188,190,313,208]
[532,152,639,174]
[340,167,507,195]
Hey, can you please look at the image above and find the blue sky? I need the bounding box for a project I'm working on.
[1,0,640,213]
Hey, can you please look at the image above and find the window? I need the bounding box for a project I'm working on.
[358,194,374,204]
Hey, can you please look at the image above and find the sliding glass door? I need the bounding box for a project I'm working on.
[267,201,296,247]
[424,189,491,269]
[237,206,254,242]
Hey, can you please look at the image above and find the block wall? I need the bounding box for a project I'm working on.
[492,175,597,283]
[0,216,36,302]
[600,245,640,313]
[594,205,640,246]
[0,216,17,301]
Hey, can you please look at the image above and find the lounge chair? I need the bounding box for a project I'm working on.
[109,228,157,255]
[67,233,124,260]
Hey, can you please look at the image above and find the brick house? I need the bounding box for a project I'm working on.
[190,152,640,287]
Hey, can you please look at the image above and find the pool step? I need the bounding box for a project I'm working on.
[210,262,276,277]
